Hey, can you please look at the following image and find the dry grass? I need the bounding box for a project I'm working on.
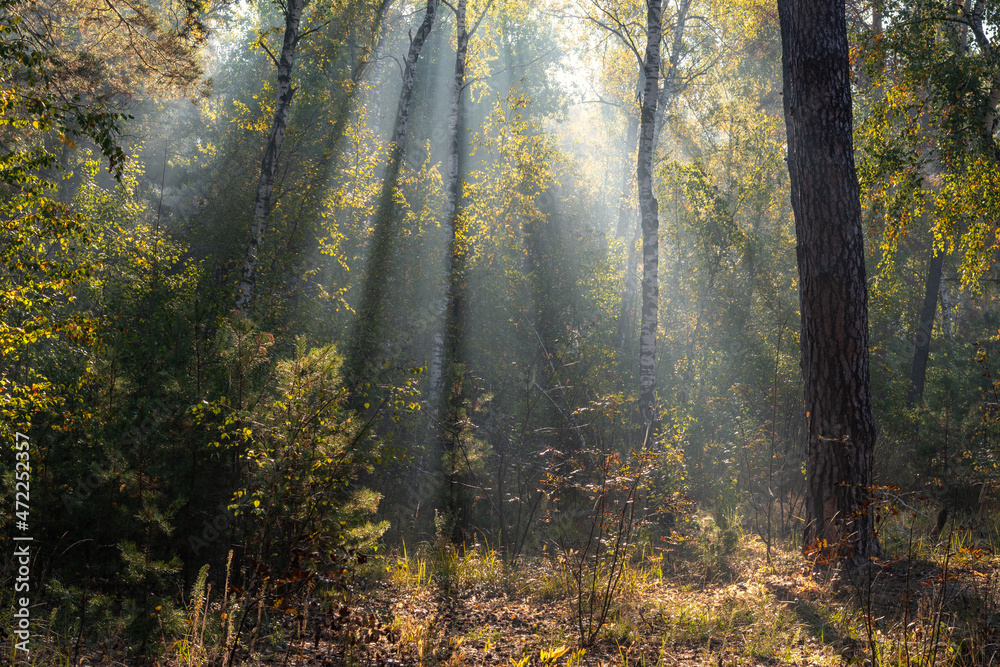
[16,511,1000,666]
[331,514,999,667]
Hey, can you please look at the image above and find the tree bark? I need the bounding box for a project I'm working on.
[235,0,306,315]
[778,0,877,560]
[906,250,943,407]
[650,0,691,153]
[344,0,438,390]
[440,0,470,539]
[637,0,662,425]
[623,0,690,388]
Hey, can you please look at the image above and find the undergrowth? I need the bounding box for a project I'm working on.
[10,506,1000,666]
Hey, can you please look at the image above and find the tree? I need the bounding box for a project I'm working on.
[12,0,211,101]
[617,0,693,358]
[344,0,438,393]
[438,0,492,537]
[854,0,1000,410]
[0,0,126,439]
[907,250,943,407]
[778,0,876,558]
[576,0,695,366]
[637,0,661,426]
[235,0,309,313]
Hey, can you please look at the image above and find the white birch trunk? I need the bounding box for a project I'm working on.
[637,0,662,425]
[235,0,306,314]
[650,0,691,153]
[389,0,437,166]
[618,0,688,360]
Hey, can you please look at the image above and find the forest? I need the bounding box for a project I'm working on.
[3,0,1000,663]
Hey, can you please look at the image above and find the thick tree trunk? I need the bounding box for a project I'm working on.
[235,0,306,314]
[345,0,437,390]
[778,0,877,560]
[637,0,662,425]
[907,250,943,407]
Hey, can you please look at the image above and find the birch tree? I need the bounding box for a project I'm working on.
[580,0,694,362]
[235,0,309,314]
[637,0,661,426]
[438,0,473,534]
[435,0,495,537]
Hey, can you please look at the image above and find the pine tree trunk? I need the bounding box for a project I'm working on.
[235,0,306,314]
[778,0,877,560]
[637,0,662,425]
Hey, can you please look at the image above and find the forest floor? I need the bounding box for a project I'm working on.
[21,513,1000,666]
[237,516,1000,667]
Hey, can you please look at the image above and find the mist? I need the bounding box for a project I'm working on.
[4,0,1000,662]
